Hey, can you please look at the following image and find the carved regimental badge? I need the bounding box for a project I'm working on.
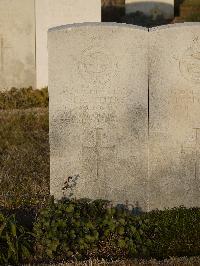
[179,37,200,84]
[78,45,118,85]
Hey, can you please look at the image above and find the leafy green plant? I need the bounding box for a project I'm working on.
[33,199,200,263]
[1,200,200,264]
[0,213,34,265]
[33,198,151,262]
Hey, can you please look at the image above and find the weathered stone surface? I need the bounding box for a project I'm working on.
[0,0,35,90]
[125,0,174,19]
[49,23,148,211]
[149,23,200,210]
[36,0,101,88]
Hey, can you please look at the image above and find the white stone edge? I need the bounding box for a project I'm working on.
[150,22,200,31]
[48,22,148,33]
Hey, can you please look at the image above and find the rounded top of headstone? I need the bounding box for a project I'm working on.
[48,22,148,33]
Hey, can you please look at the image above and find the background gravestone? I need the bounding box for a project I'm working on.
[0,0,35,90]
[125,0,174,19]
[149,23,200,210]
[49,23,149,211]
[35,0,101,89]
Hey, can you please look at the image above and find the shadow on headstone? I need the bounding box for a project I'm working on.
[60,193,144,215]
[115,201,144,215]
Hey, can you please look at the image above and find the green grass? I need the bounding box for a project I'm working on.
[0,87,49,208]
[21,256,200,265]
[0,107,49,209]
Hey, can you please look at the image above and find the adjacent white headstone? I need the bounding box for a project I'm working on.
[35,0,101,89]
[49,23,149,211]
[0,0,101,90]
[149,23,200,210]
[0,0,35,90]
[125,0,174,19]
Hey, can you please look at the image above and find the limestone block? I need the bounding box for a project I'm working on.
[0,0,35,90]
[149,23,200,210]
[49,23,148,211]
[35,0,101,89]
[125,0,174,19]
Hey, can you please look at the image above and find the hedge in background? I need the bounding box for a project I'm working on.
[33,199,200,263]
[0,87,48,110]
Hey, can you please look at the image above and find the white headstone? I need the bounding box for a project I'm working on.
[0,0,101,91]
[35,0,101,89]
[49,23,149,211]
[149,23,200,210]
[125,0,174,19]
[0,0,35,90]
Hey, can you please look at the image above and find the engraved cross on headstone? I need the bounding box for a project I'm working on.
[0,36,11,72]
[82,128,115,179]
